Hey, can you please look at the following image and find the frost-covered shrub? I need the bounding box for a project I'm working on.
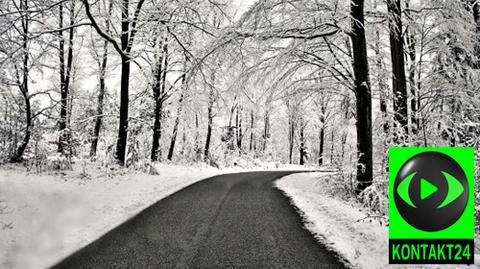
[360,184,387,216]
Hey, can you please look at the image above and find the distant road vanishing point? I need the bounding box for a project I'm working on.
[52,171,347,269]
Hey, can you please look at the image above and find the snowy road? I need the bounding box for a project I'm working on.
[51,171,346,269]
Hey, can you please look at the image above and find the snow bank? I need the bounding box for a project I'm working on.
[0,163,219,269]
[276,172,480,269]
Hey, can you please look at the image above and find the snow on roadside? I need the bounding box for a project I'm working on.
[275,172,480,269]
[276,172,388,268]
[0,163,220,269]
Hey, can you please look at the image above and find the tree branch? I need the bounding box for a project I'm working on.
[127,0,147,52]
[81,0,125,58]
[230,24,340,40]
[29,22,91,37]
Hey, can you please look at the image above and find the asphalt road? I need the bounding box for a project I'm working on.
[51,171,347,269]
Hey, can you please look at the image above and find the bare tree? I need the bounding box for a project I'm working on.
[10,0,31,163]
[90,0,113,158]
[82,0,147,165]
[405,0,418,134]
[58,1,76,155]
[387,0,409,140]
[150,32,168,162]
[350,0,373,193]
[204,75,216,163]
[167,54,188,161]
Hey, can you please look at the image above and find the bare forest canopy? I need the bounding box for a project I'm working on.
[1,0,479,194]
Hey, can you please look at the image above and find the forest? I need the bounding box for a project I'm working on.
[1,0,479,199]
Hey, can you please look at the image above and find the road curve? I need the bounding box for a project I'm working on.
[51,171,347,269]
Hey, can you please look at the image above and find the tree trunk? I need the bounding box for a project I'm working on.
[204,78,215,162]
[340,97,349,160]
[150,66,163,161]
[288,114,295,164]
[180,125,187,156]
[82,0,143,165]
[406,33,418,134]
[12,86,31,163]
[351,0,373,193]
[11,0,31,163]
[330,128,334,164]
[236,105,242,150]
[474,1,480,29]
[167,57,187,161]
[299,123,306,165]
[262,110,270,151]
[150,38,167,161]
[318,117,325,166]
[58,3,66,153]
[116,55,130,164]
[204,102,213,162]
[374,19,389,135]
[249,110,255,152]
[194,113,201,159]
[90,0,112,158]
[405,0,418,135]
[58,2,75,155]
[317,96,326,166]
[90,40,108,158]
[65,2,75,126]
[204,120,212,162]
[116,0,131,165]
[388,0,409,139]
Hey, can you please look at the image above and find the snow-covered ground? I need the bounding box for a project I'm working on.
[276,172,480,269]
[0,162,223,269]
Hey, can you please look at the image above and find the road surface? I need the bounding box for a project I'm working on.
[52,171,347,269]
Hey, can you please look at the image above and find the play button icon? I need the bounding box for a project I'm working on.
[393,151,469,231]
[420,178,437,200]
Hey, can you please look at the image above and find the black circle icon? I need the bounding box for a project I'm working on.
[394,151,468,231]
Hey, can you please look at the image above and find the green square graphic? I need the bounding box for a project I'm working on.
[388,147,474,264]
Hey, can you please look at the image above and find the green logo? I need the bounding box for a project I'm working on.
[389,147,474,264]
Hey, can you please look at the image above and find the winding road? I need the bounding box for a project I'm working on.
[52,171,347,269]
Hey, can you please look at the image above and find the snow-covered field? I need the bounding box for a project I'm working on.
[0,163,223,269]
[276,172,480,269]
